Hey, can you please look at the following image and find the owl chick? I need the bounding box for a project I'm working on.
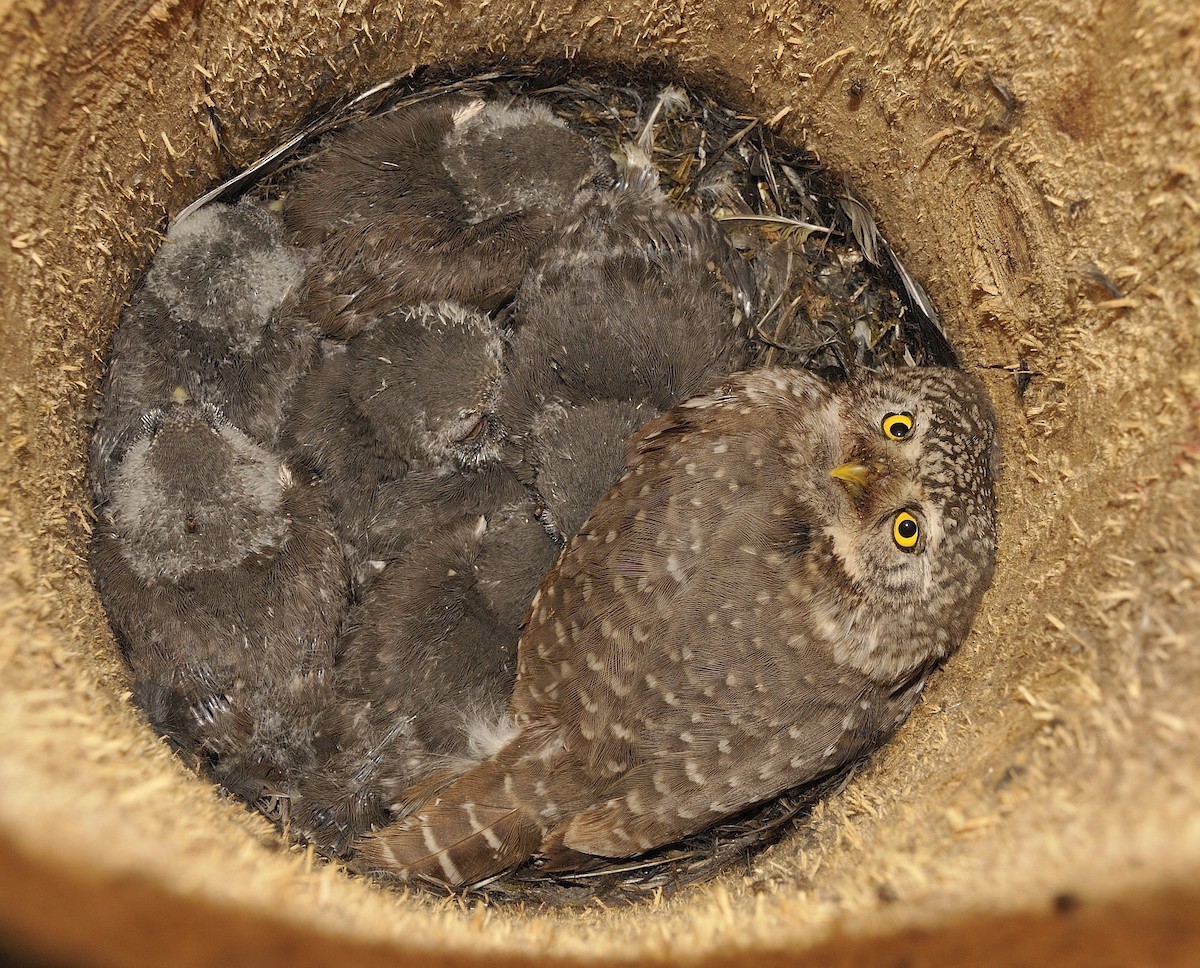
[289,513,532,852]
[90,200,314,504]
[356,365,1000,887]
[511,397,656,543]
[89,403,349,810]
[147,200,309,342]
[496,145,755,437]
[284,301,506,580]
[471,497,562,630]
[285,96,614,338]
[364,466,559,617]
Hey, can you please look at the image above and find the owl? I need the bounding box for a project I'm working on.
[284,301,506,583]
[89,403,349,810]
[289,488,558,854]
[145,200,309,341]
[470,496,562,630]
[284,96,615,338]
[89,201,314,505]
[355,365,1000,887]
[496,145,755,437]
[511,396,657,543]
[289,512,536,853]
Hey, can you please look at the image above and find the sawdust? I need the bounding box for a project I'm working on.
[1,0,1198,964]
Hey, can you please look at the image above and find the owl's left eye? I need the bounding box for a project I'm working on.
[892,511,920,550]
[455,411,487,445]
[882,412,914,440]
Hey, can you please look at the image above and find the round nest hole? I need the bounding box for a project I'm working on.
[2,2,1198,966]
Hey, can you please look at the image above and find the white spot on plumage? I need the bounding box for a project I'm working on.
[610,722,634,740]
[666,553,686,583]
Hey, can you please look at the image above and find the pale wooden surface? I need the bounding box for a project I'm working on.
[0,0,1197,963]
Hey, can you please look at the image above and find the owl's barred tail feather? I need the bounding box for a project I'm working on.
[355,754,543,888]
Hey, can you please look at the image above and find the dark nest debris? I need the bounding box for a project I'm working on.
[155,63,959,906]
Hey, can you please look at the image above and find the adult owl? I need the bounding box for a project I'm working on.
[356,365,1000,887]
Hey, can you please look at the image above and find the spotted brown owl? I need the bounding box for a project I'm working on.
[356,365,1000,887]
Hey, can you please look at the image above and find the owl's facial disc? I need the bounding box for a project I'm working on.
[823,420,937,594]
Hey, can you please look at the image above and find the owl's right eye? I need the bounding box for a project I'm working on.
[881,412,914,440]
[455,412,487,446]
[892,511,920,550]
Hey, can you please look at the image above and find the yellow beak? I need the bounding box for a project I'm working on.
[829,461,880,491]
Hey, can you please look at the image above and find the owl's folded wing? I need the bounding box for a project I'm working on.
[542,696,867,860]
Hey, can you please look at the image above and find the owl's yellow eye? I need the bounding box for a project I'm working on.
[892,511,920,550]
[882,412,914,440]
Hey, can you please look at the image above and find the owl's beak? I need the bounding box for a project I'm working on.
[829,460,882,493]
